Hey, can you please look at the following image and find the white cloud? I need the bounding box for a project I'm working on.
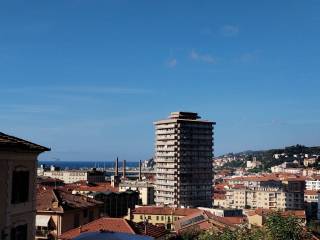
[167,58,177,68]
[221,25,239,37]
[238,50,260,63]
[190,49,217,64]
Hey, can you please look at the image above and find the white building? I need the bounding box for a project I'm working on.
[306,177,320,191]
[43,169,105,184]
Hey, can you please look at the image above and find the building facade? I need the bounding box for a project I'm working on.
[154,112,215,208]
[43,169,105,184]
[36,188,103,239]
[126,206,201,230]
[0,132,49,240]
[119,180,155,205]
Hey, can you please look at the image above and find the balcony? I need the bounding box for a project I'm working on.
[156,192,175,198]
[156,152,177,157]
[156,180,176,186]
[157,169,176,174]
[156,175,176,180]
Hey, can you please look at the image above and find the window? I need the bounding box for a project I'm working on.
[140,215,143,220]
[156,216,159,221]
[89,210,94,221]
[11,169,29,204]
[161,216,164,221]
[11,224,27,240]
[83,210,88,218]
[148,216,151,220]
[74,213,80,228]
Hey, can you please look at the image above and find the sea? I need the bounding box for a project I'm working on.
[38,161,139,170]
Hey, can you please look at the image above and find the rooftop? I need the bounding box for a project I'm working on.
[154,111,215,124]
[247,208,306,219]
[72,232,152,240]
[0,132,50,152]
[59,217,166,240]
[72,182,118,193]
[59,218,135,239]
[37,188,103,212]
[132,206,201,216]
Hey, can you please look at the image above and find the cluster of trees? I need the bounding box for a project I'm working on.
[178,212,312,240]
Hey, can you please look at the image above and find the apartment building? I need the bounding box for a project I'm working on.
[304,190,318,220]
[119,180,155,205]
[0,132,50,240]
[43,169,105,184]
[306,176,320,190]
[36,188,103,239]
[69,182,139,218]
[154,112,215,208]
[126,206,201,230]
[215,182,305,211]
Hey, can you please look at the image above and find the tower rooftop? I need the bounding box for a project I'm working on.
[169,112,200,120]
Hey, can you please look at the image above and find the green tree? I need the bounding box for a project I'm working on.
[264,212,310,240]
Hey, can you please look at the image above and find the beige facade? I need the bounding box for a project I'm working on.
[119,181,154,205]
[217,187,304,210]
[154,112,215,208]
[126,206,200,230]
[0,132,49,240]
[43,169,105,184]
[36,208,101,239]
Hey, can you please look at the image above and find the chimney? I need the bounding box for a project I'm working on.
[139,160,142,181]
[122,160,126,179]
[115,157,119,177]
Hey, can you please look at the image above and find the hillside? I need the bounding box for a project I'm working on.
[219,144,320,170]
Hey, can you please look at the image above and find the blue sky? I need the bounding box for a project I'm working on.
[1,0,320,161]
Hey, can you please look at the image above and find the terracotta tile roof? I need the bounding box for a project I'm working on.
[37,188,103,212]
[248,208,306,219]
[305,190,319,195]
[36,188,62,212]
[37,177,64,185]
[129,222,168,238]
[132,206,201,216]
[227,174,307,183]
[59,218,135,240]
[216,216,246,225]
[215,183,227,190]
[174,210,244,234]
[213,193,226,200]
[73,182,118,192]
[0,132,50,152]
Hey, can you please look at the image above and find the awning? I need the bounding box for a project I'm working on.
[36,215,51,227]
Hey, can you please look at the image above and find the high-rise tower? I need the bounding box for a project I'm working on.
[154,112,215,208]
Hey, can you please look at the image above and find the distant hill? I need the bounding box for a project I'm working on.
[220,144,320,170]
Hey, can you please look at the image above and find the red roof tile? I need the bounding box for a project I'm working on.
[129,222,167,238]
[59,218,135,240]
[132,206,201,216]
[37,188,103,212]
